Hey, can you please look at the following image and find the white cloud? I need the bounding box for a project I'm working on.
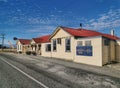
[27,25,56,33]
[85,9,120,30]
[24,25,56,37]
[27,18,40,24]
[89,19,95,23]
[0,0,7,2]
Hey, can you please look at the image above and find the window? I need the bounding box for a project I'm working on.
[46,44,51,52]
[77,41,83,46]
[65,38,71,52]
[19,45,20,50]
[17,45,19,50]
[35,45,37,51]
[31,45,33,50]
[85,41,91,46]
[38,44,41,50]
[104,39,110,46]
[53,39,57,51]
[57,38,61,44]
[20,45,22,50]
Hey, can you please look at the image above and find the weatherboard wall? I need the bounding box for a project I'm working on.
[116,40,120,62]
[51,28,74,61]
[102,38,116,65]
[74,36,103,66]
[16,41,23,52]
[30,39,36,51]
[41,43,52,57]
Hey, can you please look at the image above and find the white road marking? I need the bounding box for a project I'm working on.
[0,58,49,88]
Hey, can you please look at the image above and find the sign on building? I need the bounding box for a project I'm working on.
[76,46,92,56]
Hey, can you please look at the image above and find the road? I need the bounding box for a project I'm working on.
[0,53,120,88]
[0,53,72,88]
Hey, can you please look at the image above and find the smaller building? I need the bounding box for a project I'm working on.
[16,39,31,53]
[30,35,51,56]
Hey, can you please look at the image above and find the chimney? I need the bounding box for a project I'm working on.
[111,29,115,36]
[80,23,82,29]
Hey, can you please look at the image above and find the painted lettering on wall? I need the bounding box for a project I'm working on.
[76,46,92,56]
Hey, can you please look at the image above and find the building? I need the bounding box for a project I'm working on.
[16,39,31,53]
[16,26,120,66]
[30,35,51,56]
[49,26,120,66]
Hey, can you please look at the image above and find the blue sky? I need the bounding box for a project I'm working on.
[0,0,120,45]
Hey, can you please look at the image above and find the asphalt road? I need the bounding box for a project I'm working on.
[0,54,71,88]
[0,53,120,88]
[0,57,45,88]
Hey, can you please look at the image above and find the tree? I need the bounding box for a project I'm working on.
[0,44,2,49]
[13,37,18,40]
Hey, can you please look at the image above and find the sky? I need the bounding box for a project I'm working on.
[0,0,120,45]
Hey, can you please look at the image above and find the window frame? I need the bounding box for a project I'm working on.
[46,44,51,52]
[53,39,57,51]
[65,38,71,52]
[57,38,61,44]
[77,41,83,46]
[19,45,21,50]
[104,39,110,46]
[85,41,91,46]
[38,44,41,50]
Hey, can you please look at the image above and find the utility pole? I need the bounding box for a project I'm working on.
[1,33,5,51]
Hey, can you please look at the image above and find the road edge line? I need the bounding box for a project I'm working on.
[0,58,49,88]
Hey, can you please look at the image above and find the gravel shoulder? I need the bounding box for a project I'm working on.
[1,52,120,88]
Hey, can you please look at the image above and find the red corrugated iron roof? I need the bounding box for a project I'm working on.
[32,38,41,43]
[102,34,120,40]
[19,39,31,45]
[61,26,120,40]
[62,27,102,37]
[33,35,51,43]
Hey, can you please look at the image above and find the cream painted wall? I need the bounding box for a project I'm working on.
[31,40,36,44]
[22,45,28,53]
[102,38,116,65]
[35,44,41,54]
[110,41,115,61]
[102,38,109,65]
[30,40,36,51]
[17,41,22,52]
[41,43,51,57]
[102,46,109,65]
[116,40,120,62]
[17,40,30,53]
[74,36,103,66]
[51,28,74,61]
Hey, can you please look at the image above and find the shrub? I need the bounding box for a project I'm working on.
[19,51,22,54]
[26,51,31,55]
[32,51,37,56]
